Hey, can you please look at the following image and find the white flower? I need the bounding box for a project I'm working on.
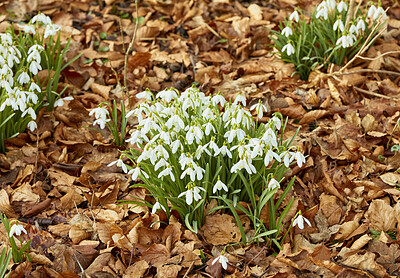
[27,120,37,132]
[108,158,128,173]
[54,96,74,107]
[171,139,183,153]
[17,24,36,34]
[152,202,166,214]
[336,34,355,48]
[282,43,295,56]
[224,128,246,143]
[267,178,280,191]
[316,6,328,20]
[349,24,358,35]
[356,20,365,32]
[29,82,41,93]
[373,6,387,20]
[44,24,61,38]
[231,156,256,174]
[250,101,268,119]
[337,1,347,12]
[294,151,306,167]
[21,107,36,120]
[234,94,246,106]
[215,145,232,158]
[158,165,175,181]
[213,179,228,193]
[178,186,206,205]
[262,128,277,148]
[264,149,281,166]
[89,107,109,120]
[156,88,178,102]
[136,90,153,100]
[271,116,281,130]
[293,214,311,229]
[281,26,293,37]
[17,71,30,85]
[32,13,52,25]
[326,0,336,10]
[29,61,42,75]
[212,254,229,270]
[333,19,344,32]
[282,151,295,167]
[289,10,299,22]
[9,223,27,238]
[203,122,216,136]
[368,5,377,18]
[128,166,149,180]
[211,94,226,107]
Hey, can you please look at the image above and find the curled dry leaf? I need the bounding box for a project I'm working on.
[124,260,149,278]
[365,199,396,232]
[299,110,329,125]
[339,251,389,278]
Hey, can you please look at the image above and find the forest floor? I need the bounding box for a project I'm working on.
[1,0,400,277]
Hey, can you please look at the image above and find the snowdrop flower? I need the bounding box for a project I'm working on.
[270,116,281,130]
[316,6,328,20]
[27,120,37,132]
[90,107,110,129]
[262,128,277,148]
[224,127,246,143]
[293,214,311,229]
[281,26,293,37]
[9,223,27,238]
[234,94,246,106]
[289,10,299,22]
[326,0,336,10]
[17,71,30,85]
[333,19,344,32]
[108,158,128,173]
[29,82,41,93]
[44,24,61,38]
[32,13,52,25]
[349,24,358,35]
[282,151,295,167]
[337,1,347,12]
[202,107,215,120]
[29,61,42,75]
[267,178,280,191]
[178,185,206,205]
[356,20,365,32]
[294,151,306,167]
[213,178,228,193]
[211,94,226,107]
[136,90,153,100]
[282,43,295,56]
[152,201,166,214]
[203,121,216,136]
[264,149,281,166]
[186,125,203,144]
[17,24,36,34]
[212,254,229,270]
[128,166,149,180]
[158,165,175,181]
[154,158,168,171]
[231,156,256,174]
[215,144,232,158]
[156,88,178,102]
[21,107,36,120]
[250,100,268,119]
[373,6,387,20]
[171,139,183,153]
[368,5,377,18]
[336,34,355,48]
[54,96,74,107]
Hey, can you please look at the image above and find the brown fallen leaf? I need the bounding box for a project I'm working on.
[201,214,241,245]
[365,199,396,232]
[141,243,170,266]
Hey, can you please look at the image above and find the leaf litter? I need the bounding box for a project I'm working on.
[1,0,400,277]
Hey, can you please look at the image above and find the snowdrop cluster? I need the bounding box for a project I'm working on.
[0,12,67,152]
[272,0,388,80]
[109,87,304,231]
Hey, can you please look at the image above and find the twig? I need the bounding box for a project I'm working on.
[123,0,139,95]
[331,68,400,77]
[203,23,222,39]
[345,0,355,29]
[354,86,398,100]
[357,50,400,61]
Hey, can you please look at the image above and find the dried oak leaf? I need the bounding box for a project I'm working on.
[339,251,389,278]
[141,243,170,266]
[201,214,241,245]
[124,260,149,278]
[365,199,396,232]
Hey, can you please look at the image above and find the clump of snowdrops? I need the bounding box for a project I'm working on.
[108,86,305,245]
[270,0,387,80]
[0,13,79,152]
[0,214,31,264]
